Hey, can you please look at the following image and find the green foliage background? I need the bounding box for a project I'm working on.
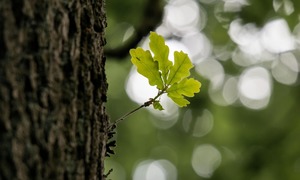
[105,0,300,179]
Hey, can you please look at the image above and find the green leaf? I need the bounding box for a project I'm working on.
[167,78,201,97]
[153,101,164,110]
[166,51,194,85]
[167,78,201,107]
[149,32,172,83]
[130,48,164,90]
[167,95,190,107]
[130,32,201,109]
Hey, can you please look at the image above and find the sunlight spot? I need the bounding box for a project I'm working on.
[238,67,272,109]
[156,24,173,38]
[126,69,178,121]
[229,19,264,57]
[273,0,294,15]
[208,76,238,106]
[272,52,299,85]
[164,0,200,34]
[181,32,212,64]
[232,48,275,67]
[229,20,259,47]
[214,3,231,25]
[223,0,249,12]
[232,48,255,67]
[191,144,222,178]
[261,19,295,53]
[196,58,225,89]
[193,109,214,137]
[239,67,271,100]
[126,69,157,104]
[141,34,191,62]
[122,26,135,42]
[293,22,300,45]
[133,160,177,180]
[280,52,299,72]
[165,39,191,62]
[222,77,239,105]
[149,94,179,129]
[214,45,233,61]
[209,85,229,106]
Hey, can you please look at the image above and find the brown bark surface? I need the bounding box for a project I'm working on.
[0,0,108,179]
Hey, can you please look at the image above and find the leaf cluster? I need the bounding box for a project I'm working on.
[130,32,201,110]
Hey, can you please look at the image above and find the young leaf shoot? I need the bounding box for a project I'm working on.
[112,31,201,126]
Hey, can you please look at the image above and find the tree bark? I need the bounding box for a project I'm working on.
[0,0,109,179]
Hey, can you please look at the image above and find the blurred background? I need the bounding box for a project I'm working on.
[105,0,300,179]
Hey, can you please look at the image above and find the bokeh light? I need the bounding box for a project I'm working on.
[192,109,214,137]
[191,144,222,178]
[106,0,300,179]
[196,58,225,89]
[222,76,239,105]
[238,66,272,109]
[133,159,177,180]
[181,32,212,64]
[126,69,157,105]
[273,0,294,15]
[229,19,264,58]
[126,69,179,127]
[164,0,201,35]
[182,109,214,137]
[207,76,238,106]
[261,19,295,53]
[223,0,249,12]
[271,52,299,85]
[123,0,300,112]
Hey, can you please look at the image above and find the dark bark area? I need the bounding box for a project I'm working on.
[0,0,108,179]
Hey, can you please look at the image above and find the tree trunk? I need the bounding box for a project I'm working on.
[0,0,109,179]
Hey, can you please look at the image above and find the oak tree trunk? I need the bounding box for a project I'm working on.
[0,0,109,179]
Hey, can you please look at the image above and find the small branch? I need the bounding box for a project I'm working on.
[114,104,145,125]
[104,168,113,178]
[109,88,167,129]
[109,99,154,129]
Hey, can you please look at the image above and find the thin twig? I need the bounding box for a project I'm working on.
[109,90,167,129]
[114,104,146,125]
[109,99,152,129]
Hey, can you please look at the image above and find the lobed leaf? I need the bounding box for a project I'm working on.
[167,78,201,97]
[130,32,202,109]
[167,78,201,107]
[130,48,164,90]
[153,101,164,110]
[166,51,194,85]
[149,32,172,83]
[167,95,190,107]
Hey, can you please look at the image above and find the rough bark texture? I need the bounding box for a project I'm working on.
[0,0,108,179]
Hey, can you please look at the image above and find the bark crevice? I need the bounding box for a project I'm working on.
[0,0,108,179]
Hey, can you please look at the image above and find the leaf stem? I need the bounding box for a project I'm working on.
[109,99,152,129]
[109,89,168,129]
[114,104,145,124]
